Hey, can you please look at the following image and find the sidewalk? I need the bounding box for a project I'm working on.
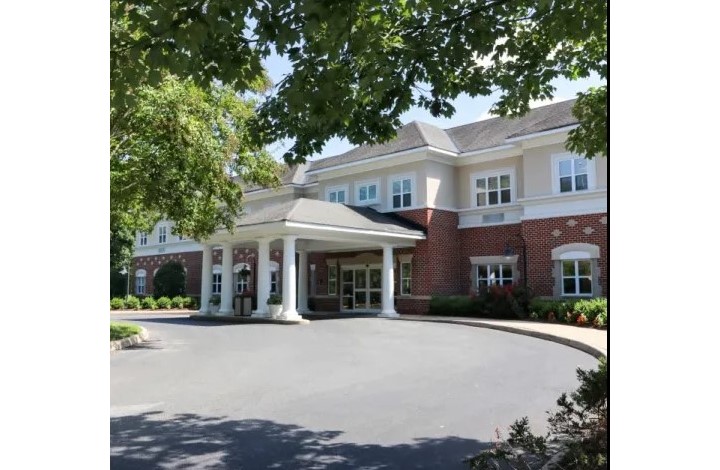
[395,315,607,359]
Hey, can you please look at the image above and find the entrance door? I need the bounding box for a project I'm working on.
[341,266,382,311]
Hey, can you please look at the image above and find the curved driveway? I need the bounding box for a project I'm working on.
[111,313,596,469]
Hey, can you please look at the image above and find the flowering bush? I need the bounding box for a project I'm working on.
[576,313,588,326]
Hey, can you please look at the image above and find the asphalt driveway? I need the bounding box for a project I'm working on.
[111,313,596,469]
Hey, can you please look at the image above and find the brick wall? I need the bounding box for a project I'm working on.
[521,213,608,297]
[458,223,524,293]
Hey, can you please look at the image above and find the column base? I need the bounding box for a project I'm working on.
[198,308,210,315]
[218,309,234,316]
[379,310,399,318]
[282,310,303,320]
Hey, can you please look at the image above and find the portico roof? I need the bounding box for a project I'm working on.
[238,198,425,236]
[208,198,426,248]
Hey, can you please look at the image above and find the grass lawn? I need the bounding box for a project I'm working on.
[110,322,142,341]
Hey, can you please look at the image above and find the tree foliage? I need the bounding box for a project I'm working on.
[111,0,607,161]
[111,76,281,244]
[153,261,187,298]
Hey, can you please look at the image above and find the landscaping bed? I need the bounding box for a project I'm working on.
[110,295,197,311]
[429,288,607,329]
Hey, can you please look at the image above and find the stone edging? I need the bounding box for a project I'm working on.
[392,318,606,359]
[110,326,149,351]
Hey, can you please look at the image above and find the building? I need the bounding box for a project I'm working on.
[131,99,607,319]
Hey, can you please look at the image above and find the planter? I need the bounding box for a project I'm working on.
[268,304,283,319]
[210,304,220,314]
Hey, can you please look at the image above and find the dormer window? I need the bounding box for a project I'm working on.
[356,179,379,205]
[326,185,349,204]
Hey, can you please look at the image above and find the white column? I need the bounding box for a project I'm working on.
[379,244,398,317]
[199,244,213,314]
[252,238,271,317]
[281,235,301,320]
[297,250,309,314]
[219,242,234,314]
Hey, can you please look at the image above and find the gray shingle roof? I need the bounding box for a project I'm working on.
[446,99,577,152]
[240,163,311,192]
[307,99,578,172]
[308,121,457,172]
[236,198,426,237]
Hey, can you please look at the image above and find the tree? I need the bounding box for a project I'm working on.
[111,76,281,245]
[153,261,187,298]
[111,0,607,161]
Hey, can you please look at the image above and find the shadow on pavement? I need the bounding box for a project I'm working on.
[111,412,488,469]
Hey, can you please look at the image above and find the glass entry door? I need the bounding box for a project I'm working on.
[341,266,382,311]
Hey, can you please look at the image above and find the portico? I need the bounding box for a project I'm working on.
[196,198,426,320]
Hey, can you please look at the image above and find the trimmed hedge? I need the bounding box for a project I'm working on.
[171,295,186,309]
[125,295,141,310]
[110,297,125,310]
[141,297,158,310]
[156,296,172,309]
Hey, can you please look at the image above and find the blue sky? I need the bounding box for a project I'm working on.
[262,53,604,161]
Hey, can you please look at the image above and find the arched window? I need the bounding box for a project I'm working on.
[551,243,601,297]
[212,265,222,294]
[135,269,147,295]
[233,263,251,293]
[270,261,280,293]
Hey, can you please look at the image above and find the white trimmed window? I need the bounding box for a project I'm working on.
[356,180,379,204]
[562,260,593,296]
[552,153,596,194]
[158,226,167,244]
[135,269,146,295]
[391,176,413,209]
[477,264,513,288]
[234,263,251,293]
[138,232,147,246]
[472,168,514,207]
[326,185,348,204]
[400,262,412,295]
[328,265,337,295]
[551,243,600,297]
[212,265,222,294]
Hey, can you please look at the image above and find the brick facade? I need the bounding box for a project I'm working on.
[131,210,607,313]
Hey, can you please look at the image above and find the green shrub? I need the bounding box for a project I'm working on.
[125,295,141,310]
[267,294,282,305]
[110,297,125,310]
[110,322,142,341]
[210,294,221,305]
[529,311,539,320]
[171,295,186,309]
[574,297,607,323]
[156,296,172,309]
[153,261,187,298]
[141,297,157,310]
[183,296,197,309]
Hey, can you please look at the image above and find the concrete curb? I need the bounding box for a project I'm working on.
[110,326,149,351]
[392,318,606,359]
[189,314,310,325]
